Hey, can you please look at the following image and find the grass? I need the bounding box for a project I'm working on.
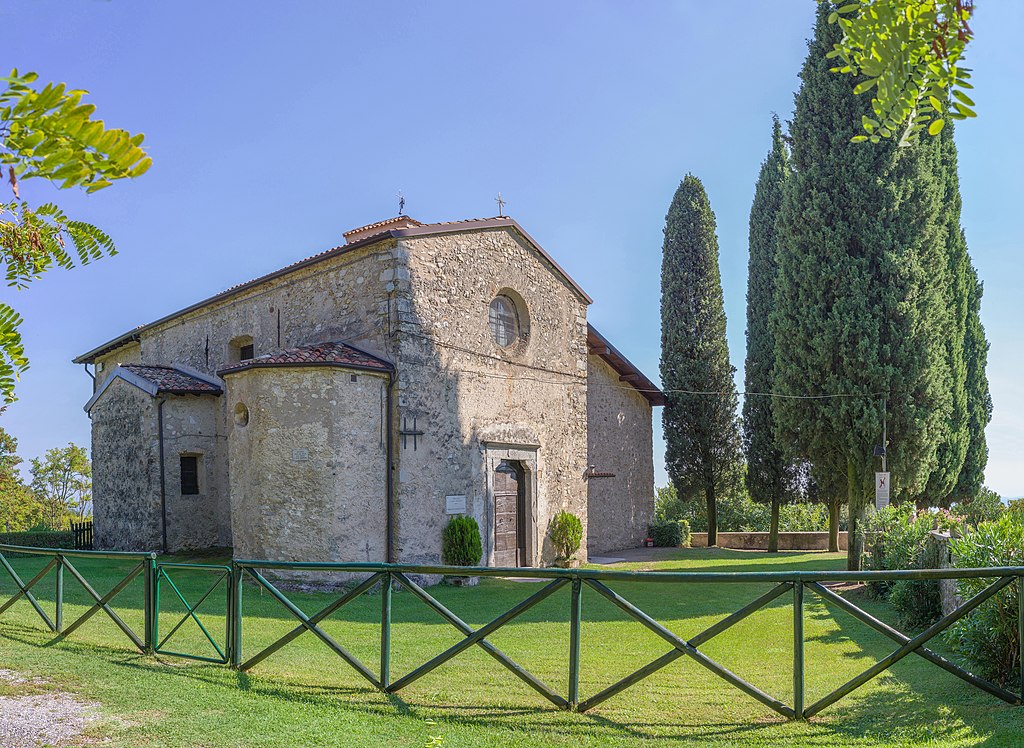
[0,548,1022,747]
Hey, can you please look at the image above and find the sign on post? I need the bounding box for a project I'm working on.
[875,472,890,510]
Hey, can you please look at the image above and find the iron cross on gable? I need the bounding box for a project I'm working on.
[496,192,505,217]
[399,415,424,450]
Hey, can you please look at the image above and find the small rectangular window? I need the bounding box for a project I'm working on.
[180,455,200,495]
[239,343,254,361]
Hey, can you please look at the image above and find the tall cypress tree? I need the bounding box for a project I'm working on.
[660,174,741,548]
[955,265,992,499]
[743,116,798,553]
[772,3,948,570]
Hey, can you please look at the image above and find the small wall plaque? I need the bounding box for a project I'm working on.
[292,448,310,462]
[445,495,467,515]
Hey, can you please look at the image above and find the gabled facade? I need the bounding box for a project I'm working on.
[76,216,661,566]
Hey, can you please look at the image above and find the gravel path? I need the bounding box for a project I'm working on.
[0,670,99,748]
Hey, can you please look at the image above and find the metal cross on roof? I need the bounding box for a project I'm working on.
[398,191,405,216]
[496,192,505,217]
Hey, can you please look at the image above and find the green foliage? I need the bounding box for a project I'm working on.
[773,5,953,570]
[659,174,741,546]
[0,69,149,403]
[440,515,482,567]
[952,486,1005,526]
[946,514,1024,686]
[824,0,976,143]
[954,263,992,499]
[656,483,844,534]
[30,443,91,528]
[743,116,801,553]
[0,69,151,191]
[866,504,962,627]
[648,518,690,548]
[549,511,583,560]
[0,529,74,550]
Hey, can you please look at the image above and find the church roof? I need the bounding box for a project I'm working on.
[587,324,665,406]
[217,341,393,376]
[83,363,223,413]
[73,215,592,365]
[121,364,224,394]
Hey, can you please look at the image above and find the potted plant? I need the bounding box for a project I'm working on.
[550,511,583,568]
[441,515,483,586]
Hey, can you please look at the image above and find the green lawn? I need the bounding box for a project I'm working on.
[0,548,1021,747]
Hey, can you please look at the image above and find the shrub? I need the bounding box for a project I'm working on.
[441,515,482,567]
[655,484,845,533]
[549,511,583,561]
[677,518,691,548]
[952,487,1005,527]
[649,519,685,548]
[0,530,75,550]
[867,505,965,628]
[945,514,1024,686]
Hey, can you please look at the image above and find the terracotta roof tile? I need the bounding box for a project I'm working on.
[121,365,222,394]
[217,341,393,376]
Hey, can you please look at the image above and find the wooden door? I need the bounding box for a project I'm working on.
[493,460,525,567]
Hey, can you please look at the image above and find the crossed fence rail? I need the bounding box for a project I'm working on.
[1,542,1022,720]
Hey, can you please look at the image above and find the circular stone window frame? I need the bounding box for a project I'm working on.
[233,401,250,427]
[488,287,530,357]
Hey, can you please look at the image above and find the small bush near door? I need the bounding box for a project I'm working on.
[549,511,583,562]
[442,515,483,567]
[649,519,690,548]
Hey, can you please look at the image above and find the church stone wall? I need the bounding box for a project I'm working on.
[585,355,655,554]
[391,228,590,566]
[90,378,162,551]
[160,394,231,550]
[224,366,389,566]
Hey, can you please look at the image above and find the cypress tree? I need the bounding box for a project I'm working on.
[955,265,992,499]
[772,3,948,570]
[660,174,741,548]
[743,116,798,553]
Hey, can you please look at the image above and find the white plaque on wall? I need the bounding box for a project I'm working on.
[292,448,310,462]
[445,495,467,514]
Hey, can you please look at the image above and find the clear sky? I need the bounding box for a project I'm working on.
[2,1,1021,496]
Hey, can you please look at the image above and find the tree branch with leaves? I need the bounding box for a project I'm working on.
[824,0,976,144]
[0,69,151,402]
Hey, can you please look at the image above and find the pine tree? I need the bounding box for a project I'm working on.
[743,116,798,553]
[660,175,741,548]
[772,3,948,570]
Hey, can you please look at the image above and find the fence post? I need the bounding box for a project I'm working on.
[229,562,243,668]
[1019,572,1023,704]
[793,577,805,720]
[568,577,582,709]
[143,554,156,653]
[55,555,63,634]
[380,572,392,690]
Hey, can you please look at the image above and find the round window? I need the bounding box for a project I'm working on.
[233,402,250,427]
[489,295,519,348]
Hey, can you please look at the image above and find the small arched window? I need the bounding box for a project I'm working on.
[489,295,519,348]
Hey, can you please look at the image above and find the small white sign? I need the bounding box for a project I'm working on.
[292,448,310,462]
[875,472,891,510]
[445,495,467,515]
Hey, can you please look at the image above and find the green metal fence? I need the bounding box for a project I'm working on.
[1,543,1022,721]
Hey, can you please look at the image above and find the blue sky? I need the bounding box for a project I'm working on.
[3,1,1021,496]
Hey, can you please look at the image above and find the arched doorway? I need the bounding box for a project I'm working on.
[492,459,527,567]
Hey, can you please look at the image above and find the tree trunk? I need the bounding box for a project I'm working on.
[768,497,780,553]
[706,484,718,547]
[828,498,840,553]
[847,457,865,571]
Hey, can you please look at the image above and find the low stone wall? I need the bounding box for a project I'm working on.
[690,531,848,551]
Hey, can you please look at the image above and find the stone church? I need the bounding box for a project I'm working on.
[75,215,663,567]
